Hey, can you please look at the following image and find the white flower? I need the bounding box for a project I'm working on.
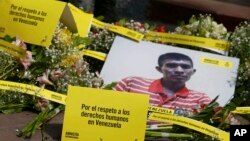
[50,69,63,81]
[35,98,50,111]
[11,38,33,69]
[19,51,33,70]
[11,37,27,49]
[36,69,53,85]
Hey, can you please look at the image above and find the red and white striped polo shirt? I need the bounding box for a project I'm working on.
[113,76,211,116]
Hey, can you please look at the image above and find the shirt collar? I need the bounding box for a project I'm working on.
[148,78,189,97]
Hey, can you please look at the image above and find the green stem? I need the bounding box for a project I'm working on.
[3,62,14,71]
[0,103,30,111]
[0,65,17,79]
[16,104,64,137]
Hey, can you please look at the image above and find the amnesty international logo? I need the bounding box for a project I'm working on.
[0,27,5,33]
[65,131,79,139]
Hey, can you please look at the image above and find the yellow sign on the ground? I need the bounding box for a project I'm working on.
[67,3,93,37]
[92,18,144,42]
[81,49,107,61]
[232,107,250,114]
[145,31,230,54]
[0,0,66,47]
[0,0,93,47]
[62,86,149,141]
[0,80,66,104]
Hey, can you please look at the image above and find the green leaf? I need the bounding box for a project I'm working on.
[2,108,23,114]
[102,82,117,90]
[118,18,127,26]
[149,25,157,31]
[176,20,185,27]
[95,16,105,21]
[2,35,15,42]
[199,28,207,36]
[189,15,197,24]
[191,96,219,122]
[0,103,30,114]
[73,36,92,46]
[208,95,219,106]
[144,23,150,30]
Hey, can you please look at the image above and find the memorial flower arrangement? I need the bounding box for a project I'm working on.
[85,15,250,140]
[147,16,250,141]
[90,15,250,141]
[174,14,229,41]
[0,17,166,138]
[171,14,230,54]
[0,12,249,140]
[173,16,250,113]
[147,15,250,141]
[229,21,250,107]
[86,18,165,53]
[114,19,165,33]
[85,18,166,71]
[0,22,103,137]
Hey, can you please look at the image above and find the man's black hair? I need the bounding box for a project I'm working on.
[158,52,193,67]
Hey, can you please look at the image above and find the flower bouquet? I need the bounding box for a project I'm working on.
[0,12,249,141]
[0,22,103,137]
[86,15,250,141]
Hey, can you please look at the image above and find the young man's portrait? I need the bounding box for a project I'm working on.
[101,36,239,115]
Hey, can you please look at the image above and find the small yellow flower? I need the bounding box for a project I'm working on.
[60,54,82,67]
[54,26,73,46]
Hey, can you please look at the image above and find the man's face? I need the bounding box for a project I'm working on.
[157,59,196,84]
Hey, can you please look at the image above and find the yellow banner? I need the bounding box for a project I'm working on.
[0,0,66,47]
[145,31,230,53]
[62,86,149,141]
[92,18,144,42]
[232,107,250,114]
[201,57,233,68]
[0,39,26,58]
[149,113,229,141]
[67,3,93,37]
[82,49,107,61]
[0,80,66,105]
[148,106,174,115]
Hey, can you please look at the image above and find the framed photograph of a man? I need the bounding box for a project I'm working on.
[101,36,239,115]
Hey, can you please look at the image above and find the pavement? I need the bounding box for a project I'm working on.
[0,111,64,141]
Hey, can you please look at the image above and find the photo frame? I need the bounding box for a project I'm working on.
[101,36,239,106]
